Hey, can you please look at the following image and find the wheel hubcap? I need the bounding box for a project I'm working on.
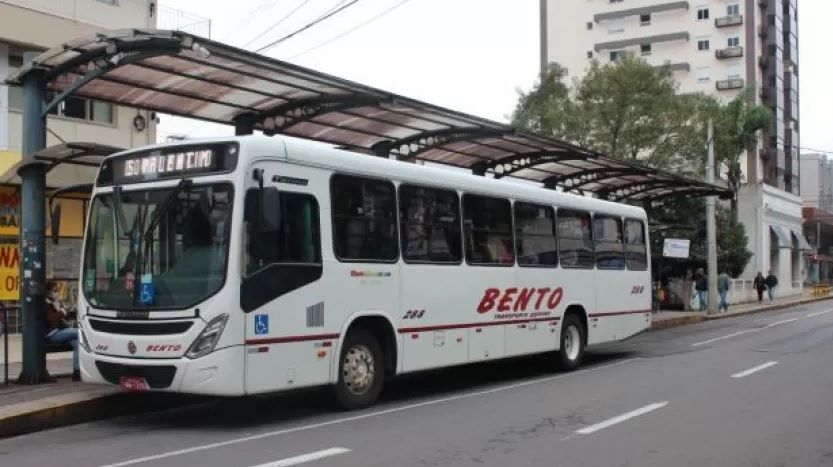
[564,324,581,361]
[343,344,375,395]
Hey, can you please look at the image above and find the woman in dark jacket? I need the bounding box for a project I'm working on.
[753,272,766,303]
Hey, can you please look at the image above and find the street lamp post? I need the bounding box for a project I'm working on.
[706,120,719,314]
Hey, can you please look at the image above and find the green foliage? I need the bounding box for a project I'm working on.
[711,89,770,207]
[512,56,712,174]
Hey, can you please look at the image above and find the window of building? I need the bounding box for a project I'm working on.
[610,50,626,62]
[727,64,742,79]
[640,14,651,25]
[640,44,652,56]
[557,209,593,269]
[726,3,740,16]
[697,39,710,51]
[697,7,709,20]
[514,202,557,267]
[462,194,513,266]
[728,36,740,47]
[609,0,623,3]
[587,51,594,59]
[608,19,624,33]
[331,174,398,261]
[63,96,87,120]
[587,22,593,30]
[696,67,711,82]
[399,184,462,263]
[624,219,648,270]
[95,0,118,5]
[593,215,624,269]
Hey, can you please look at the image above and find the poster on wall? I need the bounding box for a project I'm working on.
[0,243,19,300]
[0,187,20,236]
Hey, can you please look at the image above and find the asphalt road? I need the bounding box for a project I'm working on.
[2,301,833,467]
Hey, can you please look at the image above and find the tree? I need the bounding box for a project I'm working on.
[512,56,712,174]
[712,89,770,216]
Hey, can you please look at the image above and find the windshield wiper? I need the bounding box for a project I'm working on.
[143,179,193,243]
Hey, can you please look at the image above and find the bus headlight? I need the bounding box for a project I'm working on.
[186,314,229,359]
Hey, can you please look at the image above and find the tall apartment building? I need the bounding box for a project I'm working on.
[541,0,807,292]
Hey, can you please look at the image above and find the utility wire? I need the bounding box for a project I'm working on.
[288,0,414,59]
[243,0,314,50]
[256,0,361,53]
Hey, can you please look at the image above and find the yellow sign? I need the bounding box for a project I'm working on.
[0,243,19,300]
[0,187,20,236]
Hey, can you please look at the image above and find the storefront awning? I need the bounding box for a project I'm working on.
[770,225,791,249]
[792,229,814,251]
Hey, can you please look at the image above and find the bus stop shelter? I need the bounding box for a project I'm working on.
[4,29,730,383]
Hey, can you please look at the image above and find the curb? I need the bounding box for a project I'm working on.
[0,389,205,439]
[650,295,833,331]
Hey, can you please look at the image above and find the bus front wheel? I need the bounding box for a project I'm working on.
[558,314,586,371]
[335,329,384,410]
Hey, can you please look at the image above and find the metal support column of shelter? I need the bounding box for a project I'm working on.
[17,52,50,384]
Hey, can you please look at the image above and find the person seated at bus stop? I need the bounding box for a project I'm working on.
[45,282,80,381]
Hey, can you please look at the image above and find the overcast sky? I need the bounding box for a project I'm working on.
[158,0,831,155]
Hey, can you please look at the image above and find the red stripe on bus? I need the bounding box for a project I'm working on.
[245,333,340,345]
[398,316,560,334]
[588,309,651,318]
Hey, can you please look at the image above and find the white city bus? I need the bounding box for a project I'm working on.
[76,135,651,409]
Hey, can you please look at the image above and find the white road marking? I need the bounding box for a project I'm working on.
[692,329,756,347]
[94,358,641,467]
[692,308,833,347]
[731,361,779,379]
[575,402,668,435]
[248,447,350,467]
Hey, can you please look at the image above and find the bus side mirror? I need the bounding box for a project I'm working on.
[50,204,62,245]
[260,187,280,232]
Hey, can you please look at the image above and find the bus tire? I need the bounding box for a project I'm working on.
[558,314,585,371]
[334,329,384,410]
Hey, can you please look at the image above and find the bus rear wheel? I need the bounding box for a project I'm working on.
[558,314,585,371]
[335,329,384,410]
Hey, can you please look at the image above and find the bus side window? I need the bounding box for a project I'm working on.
[399,184,462,263]
[514,202,557,267]
[593,215,625,269]
[625,219,648,271]
[557,209,594,269]
[330,174,398,262]
[462,194,514,266]
[241,188,323,312]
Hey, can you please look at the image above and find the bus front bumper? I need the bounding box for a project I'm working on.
[80,345,245,396]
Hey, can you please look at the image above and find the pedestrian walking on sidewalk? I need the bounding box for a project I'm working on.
[754,272,766,303]
[718,271,731,312]
[765,271,778,303]
[695,269,708,311]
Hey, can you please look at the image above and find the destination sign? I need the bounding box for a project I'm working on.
[121,149,214,179]
[98,143,238,185]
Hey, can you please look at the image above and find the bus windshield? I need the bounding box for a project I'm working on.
[82,183,233,310]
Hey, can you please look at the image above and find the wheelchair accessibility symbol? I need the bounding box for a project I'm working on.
[254,314,269,335]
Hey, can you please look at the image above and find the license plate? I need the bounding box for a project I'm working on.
[119,376,149,391]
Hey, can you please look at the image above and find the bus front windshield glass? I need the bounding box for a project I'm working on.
[81,183,233,310]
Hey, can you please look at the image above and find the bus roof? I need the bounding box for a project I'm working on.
[109,135,647,219]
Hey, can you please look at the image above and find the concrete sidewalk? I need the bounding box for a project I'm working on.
[651,290,833,329]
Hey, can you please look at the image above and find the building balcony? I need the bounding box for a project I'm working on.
[758,24,767,38]
[716,46,744,59]
[760,87,774,106]
[593,1,689,22]
[759,55,770,69]
[655,61,690,72]
[716,78,745,91]
[594,32,689,52]
[715,15,743,27]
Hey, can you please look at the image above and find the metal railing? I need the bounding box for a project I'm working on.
[716,46,744,59]
[715,15,743,27]
[716,78,745,90]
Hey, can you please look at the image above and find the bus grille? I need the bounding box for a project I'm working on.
[89,319,193,335]
[95,361,177,389]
